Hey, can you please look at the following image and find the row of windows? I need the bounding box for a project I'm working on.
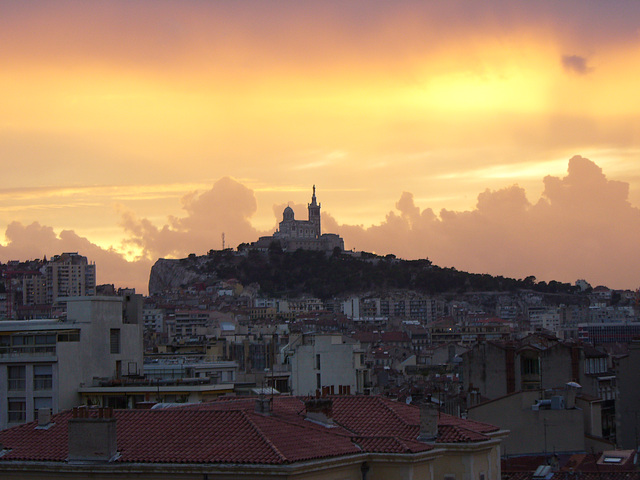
[0,334,55,347]
[7,397,52,423]
[0,332,80,348]
[7,365,53,391]
[584,357,607,374]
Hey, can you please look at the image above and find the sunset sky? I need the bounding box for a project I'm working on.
[1,1,640,294]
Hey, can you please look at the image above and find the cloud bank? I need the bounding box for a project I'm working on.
[0,222,151,291]
[120,177,260,260]
[330,156,640,289]
[1,156,638,292]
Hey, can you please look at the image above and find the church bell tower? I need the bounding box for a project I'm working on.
[308,185,321,238]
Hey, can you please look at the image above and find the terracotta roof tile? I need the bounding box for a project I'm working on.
[353,436,432,453]
[381,331,411,342]
[437,424,491,443]
[503,472,640,480]
[0,396,498,464]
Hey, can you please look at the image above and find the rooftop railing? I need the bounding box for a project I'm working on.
[0,345,56,358]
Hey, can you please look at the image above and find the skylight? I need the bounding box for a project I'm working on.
[603,457,623,464]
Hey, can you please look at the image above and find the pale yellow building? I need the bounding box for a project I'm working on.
[0,395,508,479]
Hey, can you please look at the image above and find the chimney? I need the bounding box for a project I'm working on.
[564,382,581,409]
[468,390,481,407]
[68,407,118,462]
[339,385,351,395]
[418,400,438,442]
[37,408,52,427]
[254,396,272,415]
[305,398,334,425]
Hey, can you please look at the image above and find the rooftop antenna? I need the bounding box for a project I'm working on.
[222,232,225,250]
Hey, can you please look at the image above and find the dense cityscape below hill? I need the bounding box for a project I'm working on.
[2,248,640,468]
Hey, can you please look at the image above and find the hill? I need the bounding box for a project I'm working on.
[148,246,578,299]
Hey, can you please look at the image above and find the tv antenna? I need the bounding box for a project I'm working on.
[222,232,225,250]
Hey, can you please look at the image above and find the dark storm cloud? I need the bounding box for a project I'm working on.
[562,55,592,75]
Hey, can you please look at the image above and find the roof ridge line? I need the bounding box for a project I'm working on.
[241,411,288,464]
[377,397,411,427]
[352,434,401,440]
[444,423,490,442]
[351,435,425,453]
[394,436,411,451]
[274,407,357,437]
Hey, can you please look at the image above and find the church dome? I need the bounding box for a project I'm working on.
[283,205,294,220]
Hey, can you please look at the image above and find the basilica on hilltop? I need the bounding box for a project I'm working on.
[252,186,344,252]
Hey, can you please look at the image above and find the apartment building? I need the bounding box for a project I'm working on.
[286,333,370,395]
[343,294,441,323]
[0,296,142,429]
[142,307,164,333]
[578,322,640,345]
[44,252,96,304]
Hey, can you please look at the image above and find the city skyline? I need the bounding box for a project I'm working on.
[1,1,640,293]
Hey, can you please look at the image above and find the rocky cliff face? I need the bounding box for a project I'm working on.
[148,258,207,295]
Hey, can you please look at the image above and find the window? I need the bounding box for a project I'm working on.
[34,335,56,345]
[316,373,322,389]
[12,335,33,346]
[57,331,80,342]
[316,354,321,370]
[8,365,26,391]
[8,398,26,423]
[33,364,53,390]
[110,329,121,354]
[521,357,540,375]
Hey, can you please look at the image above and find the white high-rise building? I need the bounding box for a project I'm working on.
[44,252,96,304]
[286,333,369,396]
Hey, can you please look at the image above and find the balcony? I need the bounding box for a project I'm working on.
[0,345,56,360]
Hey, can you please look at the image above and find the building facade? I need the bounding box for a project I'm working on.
[286,333,369,396]
[462,335,587,400]
[468,389,598,456]
[0,296,143,430]
[44,252,96,304]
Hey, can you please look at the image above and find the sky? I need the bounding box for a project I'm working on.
[1,1,640,294]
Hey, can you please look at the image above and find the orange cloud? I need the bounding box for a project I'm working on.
[120,177,260,259]
[332,156,640,289]
[0,222,151,292]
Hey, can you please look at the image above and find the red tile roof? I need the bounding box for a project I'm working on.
[353,436,431,453]
[0,396,499,465]
[351,331,380,343]
[185,396,498,445]
[504,474,640,480]
[381,331,411,343]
